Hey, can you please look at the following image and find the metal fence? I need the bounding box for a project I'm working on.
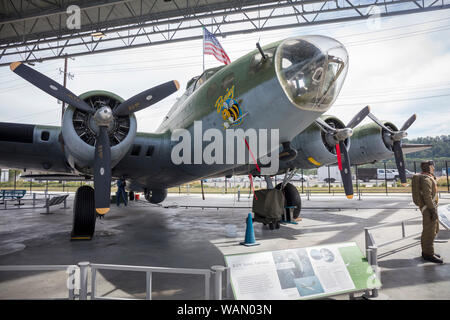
[0,262,231,300]
[364,217,423,259]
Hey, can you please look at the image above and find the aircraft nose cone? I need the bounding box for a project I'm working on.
[275,35,348,112]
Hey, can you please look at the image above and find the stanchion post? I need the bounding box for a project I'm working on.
[364,247,372,298]
[204,273,211,300]
[211,265,225,300]
[446,160,449,193]
[328,166,331,194]
[226,267,232,299]
[401,221,406,238]
[368,246,379,298]
[68,266,76,300]
[33,193,36,208]
[91,268,97,300]
[301,169,304,194]
[146,271,152,300]
[78,262,90,300]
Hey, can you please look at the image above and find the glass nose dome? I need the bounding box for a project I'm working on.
[275,35,348,112]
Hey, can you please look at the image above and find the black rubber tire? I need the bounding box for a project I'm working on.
[269,222,275,230]
[71,186,96,239]
[276,182,301,219]
[129,191,135,201]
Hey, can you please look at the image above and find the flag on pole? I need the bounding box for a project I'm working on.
[203,28,231,65]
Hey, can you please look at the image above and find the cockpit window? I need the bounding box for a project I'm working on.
[185,66,225,95]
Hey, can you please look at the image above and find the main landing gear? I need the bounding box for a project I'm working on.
[71,186,97,241]
[276,182,302,220]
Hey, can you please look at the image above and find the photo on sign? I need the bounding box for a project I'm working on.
[272,249,315,290]
[294,275,325,296]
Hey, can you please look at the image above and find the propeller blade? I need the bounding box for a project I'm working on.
[93,126,112,215]
[400,114,417,132]
[393,140,407,184]
[10,62,94,114]
[113,80,180,116]
[346,105,371,129]
[367,112,394,134]
[315,118,337,133]
[335,143,343,171]
[337,141,354,199]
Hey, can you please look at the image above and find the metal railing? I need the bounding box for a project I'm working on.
[89,262,213,300]
[364,217,422,258]
[0,262,231,300]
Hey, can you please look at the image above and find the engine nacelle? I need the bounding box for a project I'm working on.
[61,90,137,174]
[349,122,398,165]
[145,189,167,204]
[283,116,350,169]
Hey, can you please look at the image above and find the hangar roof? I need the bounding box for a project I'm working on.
[0,0,448,66]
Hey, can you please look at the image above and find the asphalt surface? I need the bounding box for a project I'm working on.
[0,191,449,300]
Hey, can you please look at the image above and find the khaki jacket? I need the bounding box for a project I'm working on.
[421,174,438,211]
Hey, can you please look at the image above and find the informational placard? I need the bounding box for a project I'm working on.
[224,242,381,300]
[438,204,450,230]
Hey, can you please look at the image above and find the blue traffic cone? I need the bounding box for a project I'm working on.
[240,213,260,247]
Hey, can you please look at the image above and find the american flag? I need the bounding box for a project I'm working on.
[203,28,231,65]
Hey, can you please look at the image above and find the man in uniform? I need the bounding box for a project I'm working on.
[412,160,442,264]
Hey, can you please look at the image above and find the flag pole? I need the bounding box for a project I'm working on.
[202,27,205,72]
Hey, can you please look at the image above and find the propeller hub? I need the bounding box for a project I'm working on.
[334,128,353,142]
[94,106,113,127]
[392,131,407,141]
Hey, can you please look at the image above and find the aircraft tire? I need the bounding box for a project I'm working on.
[71,186,96,240]
[129,191,135,201]
[276,182,301,219]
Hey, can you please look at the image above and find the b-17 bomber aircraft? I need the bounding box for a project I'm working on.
[0,35,428,239]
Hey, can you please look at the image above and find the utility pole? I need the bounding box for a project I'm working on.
[59,56,74,123]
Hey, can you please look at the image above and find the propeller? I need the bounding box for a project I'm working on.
[10,61,179,214]
[315,106,371,199]
[367,112,417,184]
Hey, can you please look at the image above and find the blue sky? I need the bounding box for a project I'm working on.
[0,8,449,139]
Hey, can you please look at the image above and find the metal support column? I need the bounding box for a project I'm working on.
[301,169,304,194]
[78,262,90,300]
[146,271,152,300]
[204,273,211,300]
[384,162,388,196]
[211,265,225,300]
[446,160,449,193]
[328,166,331,193]
[264,176,274,189]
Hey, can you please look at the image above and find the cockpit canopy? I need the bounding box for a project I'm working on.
[186,66,225,94]
[275,35,348,112]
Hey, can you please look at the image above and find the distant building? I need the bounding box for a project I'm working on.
[1,169,9,183]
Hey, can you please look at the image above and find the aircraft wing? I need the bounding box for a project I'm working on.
[402,143,432,155]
